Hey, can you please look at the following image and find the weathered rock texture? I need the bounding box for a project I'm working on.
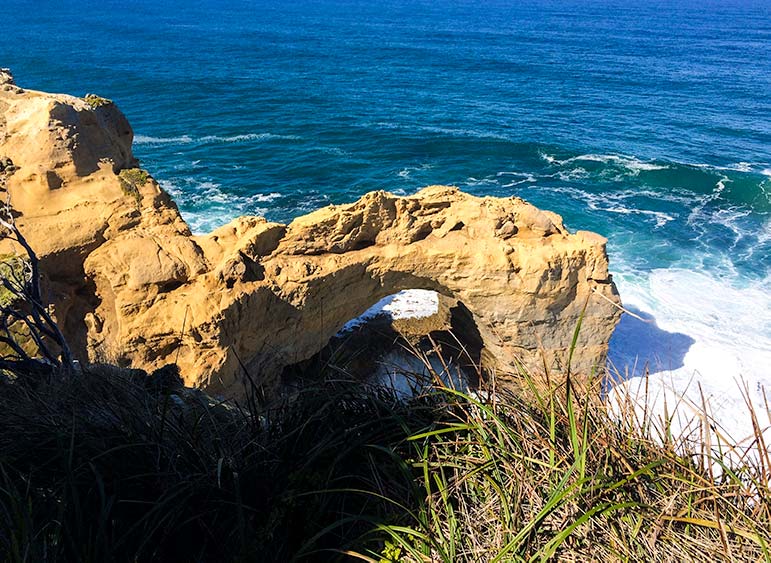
[0,71,622,396]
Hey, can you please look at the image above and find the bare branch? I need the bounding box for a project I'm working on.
[0,171,76,375]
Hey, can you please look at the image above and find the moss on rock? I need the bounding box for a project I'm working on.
[0,253,28,307]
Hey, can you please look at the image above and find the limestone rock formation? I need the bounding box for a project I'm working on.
[0,71,622,397]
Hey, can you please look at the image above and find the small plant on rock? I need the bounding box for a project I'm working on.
[83,93,112,108]
[118,167,149,201]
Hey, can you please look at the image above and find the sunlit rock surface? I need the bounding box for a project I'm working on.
[0,71,621,397]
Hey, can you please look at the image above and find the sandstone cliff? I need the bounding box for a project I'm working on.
[0,70,621,396]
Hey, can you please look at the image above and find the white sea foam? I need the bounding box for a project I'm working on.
[603,206,675,227]
[607,268,771,467]
[686,177,729,227]
[673,159,771,177]
[159,178,280,234]
[368,121,510,142]
[134,132,300,146]
[417,124,510,141]
[576,154,668,172]
[496,171,536,180]
[556,167,590,181]
[251,192,282,203]
[339,289,440,333]
[684,178,765,253]
[397,163,434,179]
[198,133,300,143]
[687,161,758,173]
[757,217,771,245]
[732,162,754,173]
[540,186,676,228]
[617,187,694,205]
[134,134,194,145]
[316,146,350,156]
[465,176,498,187]
[495,171,538,188]
[540,152,668,174]
[542,153,771,181]
[718,161,770,174]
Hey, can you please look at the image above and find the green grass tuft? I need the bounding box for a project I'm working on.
[118,168,149,202]
[83,93,112,109]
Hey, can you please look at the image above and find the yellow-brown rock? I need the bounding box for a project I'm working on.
[0,71,622,396]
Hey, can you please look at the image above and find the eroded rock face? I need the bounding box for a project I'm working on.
[0,71,622,397]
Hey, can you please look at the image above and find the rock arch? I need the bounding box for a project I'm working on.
[0,74,621,398]
[150,186,621,396]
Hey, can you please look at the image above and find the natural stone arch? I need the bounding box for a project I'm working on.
[0,75,621,399]
[168,186,622,396]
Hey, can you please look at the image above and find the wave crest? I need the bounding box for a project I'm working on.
[134,132,301,146]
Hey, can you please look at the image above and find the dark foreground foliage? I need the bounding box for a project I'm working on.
[0,363,769,562]
[0,365,439,562]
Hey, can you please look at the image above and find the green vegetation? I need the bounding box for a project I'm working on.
[118,167,149,201]
[0,254,34,358]
[0,357,768,562]
[0,253,27,307]
[83,93,112,109]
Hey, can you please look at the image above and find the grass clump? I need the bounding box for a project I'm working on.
[0,366,439,562]
[83,93,112,109]
[118,168,149,201]
[0,359,768,562]
[360,375,771,562]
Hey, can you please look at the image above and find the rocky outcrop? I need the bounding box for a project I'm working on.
[0,71,622,397]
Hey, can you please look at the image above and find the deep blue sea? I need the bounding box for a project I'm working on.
[3,0,770,418]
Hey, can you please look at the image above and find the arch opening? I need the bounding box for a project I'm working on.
[280,289,487,398]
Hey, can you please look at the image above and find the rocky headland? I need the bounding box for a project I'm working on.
[0,69,621,397]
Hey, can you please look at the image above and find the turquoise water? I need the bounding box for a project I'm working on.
[2,1,770,393]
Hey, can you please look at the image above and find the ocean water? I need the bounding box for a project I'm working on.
[3,0,770,438]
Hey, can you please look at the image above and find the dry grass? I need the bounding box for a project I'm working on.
[353,366,771,562]
[0,365,440,562]
[0,346,769,562]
